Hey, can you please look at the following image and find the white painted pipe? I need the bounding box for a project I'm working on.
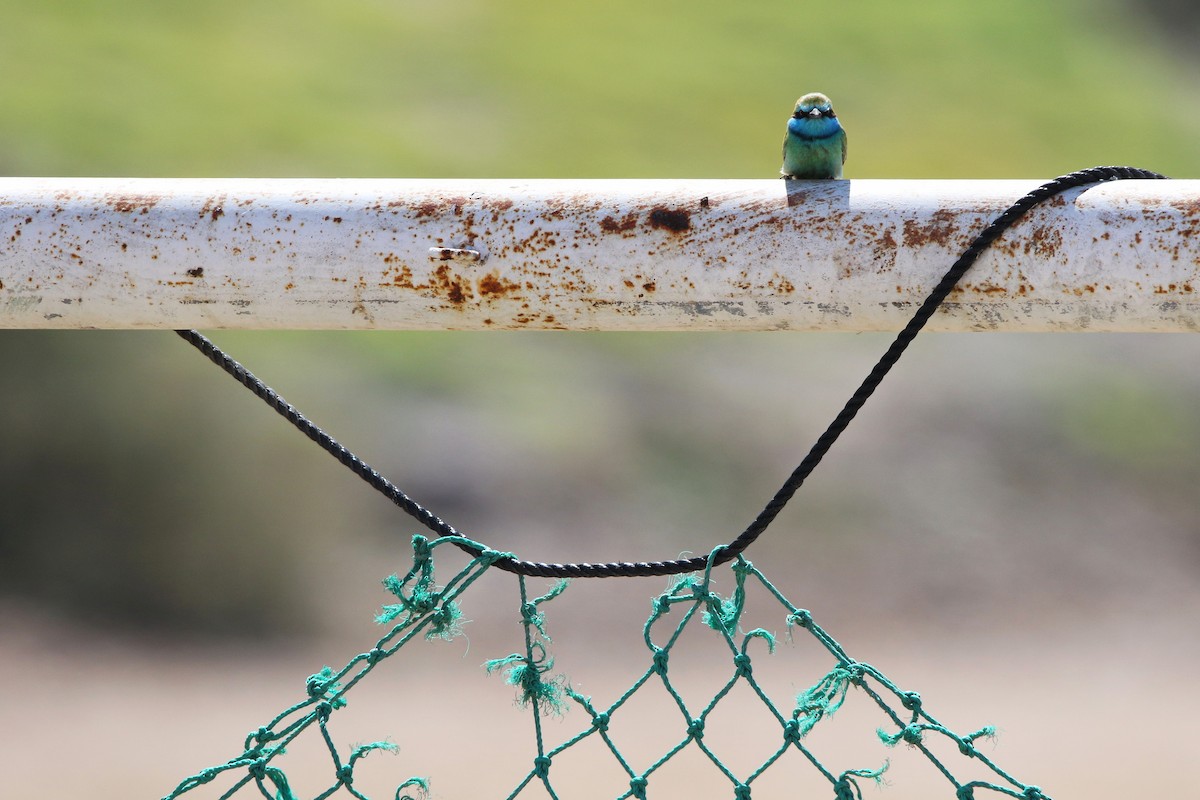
[1,178,1197,331]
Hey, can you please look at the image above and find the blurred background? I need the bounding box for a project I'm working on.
[1,1,1198,797]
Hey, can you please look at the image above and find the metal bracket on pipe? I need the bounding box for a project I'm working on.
[1,178,1197,331]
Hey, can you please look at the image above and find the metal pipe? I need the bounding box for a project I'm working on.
[1,178,1197,331]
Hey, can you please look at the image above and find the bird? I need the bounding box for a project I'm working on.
[780,92,847,179]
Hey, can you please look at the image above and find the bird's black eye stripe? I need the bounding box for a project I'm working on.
[793,106,836,119]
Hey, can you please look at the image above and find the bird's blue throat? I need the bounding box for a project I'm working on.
[787,117,842,141]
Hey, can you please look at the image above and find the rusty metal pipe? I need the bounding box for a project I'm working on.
[1,178,1197,331]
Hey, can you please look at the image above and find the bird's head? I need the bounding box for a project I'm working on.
[792,92,836,121]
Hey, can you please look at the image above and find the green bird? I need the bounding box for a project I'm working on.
[780,92,847,179]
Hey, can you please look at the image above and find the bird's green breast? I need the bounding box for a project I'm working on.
[781,129,846,179]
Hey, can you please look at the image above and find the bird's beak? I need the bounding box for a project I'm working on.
[807,108,822,118]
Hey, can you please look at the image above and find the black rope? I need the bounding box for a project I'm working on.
[177,166,1166,578]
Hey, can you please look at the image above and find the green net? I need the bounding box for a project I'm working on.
[163,534,1047,800]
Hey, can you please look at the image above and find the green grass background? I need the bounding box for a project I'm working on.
[2,1,1197,179]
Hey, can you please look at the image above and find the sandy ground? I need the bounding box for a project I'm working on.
[3,592,1196,799]
[4,334,1199,798]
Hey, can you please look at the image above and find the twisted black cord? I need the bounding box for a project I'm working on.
[177,166,1166,578]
